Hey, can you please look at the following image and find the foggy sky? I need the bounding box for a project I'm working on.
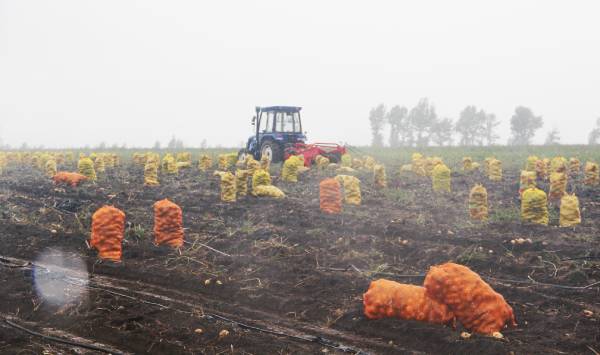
[1,0,599,148]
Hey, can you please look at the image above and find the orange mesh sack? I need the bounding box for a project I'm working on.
[424,262,516,335]
[53,172,88,187]
[319,178,342,214]
[153,199,184,248]
[90,206,126,262]
[363,279,454,324]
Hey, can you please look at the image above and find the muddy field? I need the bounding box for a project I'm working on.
[1,159,599,354]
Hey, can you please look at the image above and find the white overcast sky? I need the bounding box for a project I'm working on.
[1,0,599,148]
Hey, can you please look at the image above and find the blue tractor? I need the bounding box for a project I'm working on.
[239,106,306,163]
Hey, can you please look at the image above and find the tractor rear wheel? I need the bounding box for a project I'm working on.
[238,148,249,162]
[260,141,282,163]
[326,152,342,163]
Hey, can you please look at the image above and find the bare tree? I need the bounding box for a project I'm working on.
[369,104,386,147]
[387,105,408,147]
[408,98,437,147]
[588,118,600,145]
[430,117,454,146]
[544,128,560,145]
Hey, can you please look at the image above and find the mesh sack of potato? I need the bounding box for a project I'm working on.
[341,153,352,167]
[488,159,502,181]
[364,156,376,171]
[468,184,488,221]
[363,279,454,324]
[373,164,387,189]
[102,153,114,169]
[432,164,451,193]
[281,156,302,182]
[535,159,547,180]
[548,172,567,201]
[218,154,230,170]
[246,155,261,175]
[176,152,192,164]
[551,156,567,173]
[568,158,580,177]
[45,159,57,178]
[144,161,160,186]
[197,154,211,172]
[53,172,88,187]
[252,169,271,192]
[214,171,236,202]
[424,262,516,334]
[336,166,356,174]
[319,178,342,214]
[162,154,178,174]
[525,155,538,172]
[153,199,184,248]
[351,158,364,169]
[412,153,426,176]
[584,162,599,185]
[462,157,473,171]
[315,155,330,170]
[94,155,105,174]
[176,161,191,170]
[252,185,285,198]
[78,157,97,181]
[519,170,536,196]
[90,206,126,262]
[559,194,581,227]
[259,155,270,170]
[235,169,250,197]
[335,174,361,205]
[521,187,548,225]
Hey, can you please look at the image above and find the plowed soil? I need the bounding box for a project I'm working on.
[1,161,599,354]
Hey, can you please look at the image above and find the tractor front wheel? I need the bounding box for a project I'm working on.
[260,141,282,163]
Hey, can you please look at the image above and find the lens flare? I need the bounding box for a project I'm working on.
[33,249,89,307]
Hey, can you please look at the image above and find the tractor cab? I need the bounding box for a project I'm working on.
[241,106,306,163]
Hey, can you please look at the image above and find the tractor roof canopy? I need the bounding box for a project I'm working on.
[257,106,302,113]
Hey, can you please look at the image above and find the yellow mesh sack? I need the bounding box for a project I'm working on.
[519,170,536,196]
[214,171,236,202]
[471,162,480,170]
[559,194,581,227]
[282,156,302,182]
[551,157,567,173]
[252,169,271,192]
[568,158,580,177]
[176,152,192,164]
[426,157,444,177]
[412,154,426,176]
[351,158,364,169]
[65,152,74,165]
[432,164,451,193]
[373,164,387,189]
[336,166,356,174]
[235,169,249,197]
[102,153,114,169]
[469,184,488,220]
[549,172,567,201]
[89,152,98,162]
[526,156,538,172]
[463,157,473,171]
[78,157,97,181]
[45,159,57,178]
[364,156,376,171]
[543,158,551,173]
[94,155,105,174]
[535,159,547,180]
[584,162,599,185]
[260,155,271,170]
[218,154,230,170]
[484,157,492,175]
[315,155,330,170]
[144,161,160,186]
[521,188,548,225]
[252,185,285,198]
[335,174,361,205]
[245,155,260,175]
[341,153,352,167]
[162,154,178,174]
[199,155,213,172]
[488,159,502,181]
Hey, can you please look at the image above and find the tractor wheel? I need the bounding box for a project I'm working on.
[238,148,249,162]
[260,141,282,163]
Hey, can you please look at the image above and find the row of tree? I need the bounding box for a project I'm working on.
[368,99,590,147]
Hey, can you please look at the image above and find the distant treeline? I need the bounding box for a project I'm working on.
[369,99,600,147]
